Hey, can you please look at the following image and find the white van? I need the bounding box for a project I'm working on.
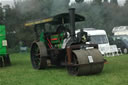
[76,28,117,55]
[111,26,128,54]
[112,26,128,36]
[76,28,109,45]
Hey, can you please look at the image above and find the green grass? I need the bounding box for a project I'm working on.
[0,53,128,85]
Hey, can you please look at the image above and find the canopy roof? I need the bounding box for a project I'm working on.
[25,13,85,26]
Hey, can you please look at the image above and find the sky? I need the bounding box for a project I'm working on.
[0,0,127,6]
[69,0,126,6]
[0,0,14,7]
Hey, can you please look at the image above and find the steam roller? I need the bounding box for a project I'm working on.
[25,8,105,76]
[67,49,104,76]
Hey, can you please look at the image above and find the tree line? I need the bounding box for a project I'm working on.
[0,0,128,49]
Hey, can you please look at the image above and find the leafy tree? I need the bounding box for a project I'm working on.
[110,0,118,5]
[1,0,128,50]
[51,0,69,15]
[125,0,128,6]
[93,0,102,5]
[11,0,53,47]
[0,3,4,24]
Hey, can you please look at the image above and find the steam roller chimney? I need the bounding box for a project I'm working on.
[69,8,76,39]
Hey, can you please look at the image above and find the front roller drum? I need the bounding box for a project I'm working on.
[31,42,47,69]
[67,49,104,76]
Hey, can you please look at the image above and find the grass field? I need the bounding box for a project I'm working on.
[0,53,128,85]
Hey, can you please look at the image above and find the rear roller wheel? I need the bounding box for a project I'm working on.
[31,42,47,69]
[67,49,104,76]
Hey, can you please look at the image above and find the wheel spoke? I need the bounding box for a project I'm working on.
[35,53,40,57]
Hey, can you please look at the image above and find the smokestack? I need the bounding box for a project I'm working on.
[69,8,75,38]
